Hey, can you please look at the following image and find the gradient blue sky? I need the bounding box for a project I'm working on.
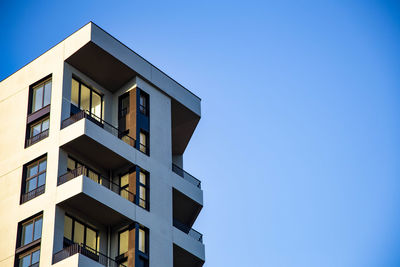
[1,1,400,266]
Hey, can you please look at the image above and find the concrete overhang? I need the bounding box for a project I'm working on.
[173,231,205,265]
[63,22,201,154]
[173,188,202,228]
[56,175,136,226]
[59,118,139,170]
[53,249,104,267]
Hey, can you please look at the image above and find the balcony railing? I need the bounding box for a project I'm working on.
[172,164,201,188]
[58,166,136,202]
[61,110,136,148]
[20,184,45,204]
[53,243,125,267]
[25,129,49,148]
[173,219,203,243]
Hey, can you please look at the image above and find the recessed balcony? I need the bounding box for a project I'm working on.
[53,243,124,267]
[59,112,138,171]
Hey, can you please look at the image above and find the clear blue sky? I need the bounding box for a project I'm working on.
[1,1,400,266]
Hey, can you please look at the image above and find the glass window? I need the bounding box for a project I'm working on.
[140,132,147,153]
[33,217,42,241]
[71,78,103,120]
[32,85,43,113]
[86,227,97,251]
[139,172,146,185]
[64,216,73,240]
[120,174,129,187]
[80,84,90,112]
[24,157,47,195]
[21,222,33,246]
[88,169,99,183]
[39,160,47,172]
[31,123,41,137]
[20,216,42,247]
[74,221,84,245]
[138,228,146,253]
[119,230,129,255]
[71,79,79,107]
[139,186,146,208]
[91,92,101,119]
[18,248,40,267]
[30,117,49,138]
[31,249,40,264]
[19,253,31,267]
[42,118,49,131]
[67,157,76,171]
[31,78,52,113]
[64,215,98,251]
[43,80,52,107]
[139,92,148,115]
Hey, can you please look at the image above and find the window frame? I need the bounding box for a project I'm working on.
[29,77,52,114]
[138,171,149,210]
[139,130,149,155]
[63,214,99,252]
[71,77,103,120]
[29,117,49,139]
[24,157,47,193]
[139,91,149,116]
[18,246,40,267]
[21,155,47,204]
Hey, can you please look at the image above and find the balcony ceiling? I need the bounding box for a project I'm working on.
[66,41,136,92]
[173,189,202,228]
[173,244,204,267]
[171,99,200,155]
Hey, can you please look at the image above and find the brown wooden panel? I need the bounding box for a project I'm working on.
[128,227,136,267]
[128,170,136,202]
[127,88,137,140]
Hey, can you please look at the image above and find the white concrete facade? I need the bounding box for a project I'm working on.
[0,22,204,267]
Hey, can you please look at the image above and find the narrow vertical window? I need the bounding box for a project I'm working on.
[139,91,149,116]
[120,173,130,200]
[138,171,148,210]
[139,131,149,154]
[21,156,47,203]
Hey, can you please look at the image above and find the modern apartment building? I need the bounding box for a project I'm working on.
[0,22,204,267]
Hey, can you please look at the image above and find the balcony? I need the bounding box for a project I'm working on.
[173,219,203,243]
[59,112,138,171]
[172,164,201,188]
[62,110,136,147]
[58,165,136,203]
[53,243,124,267]
[20,184,45,204]
[173,189,202,232]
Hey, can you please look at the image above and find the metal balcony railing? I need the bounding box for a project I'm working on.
[173,219,203,243]
[58,166,136,202]
[61,110,136,148]
[53,243,125,267]
[20,184,45,204]
[172,164,201,188]
[25,129,49,148]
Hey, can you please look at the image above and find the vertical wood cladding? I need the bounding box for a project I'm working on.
[127,88,137,141]
[128,227,136,267]
[128,170,136,203]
